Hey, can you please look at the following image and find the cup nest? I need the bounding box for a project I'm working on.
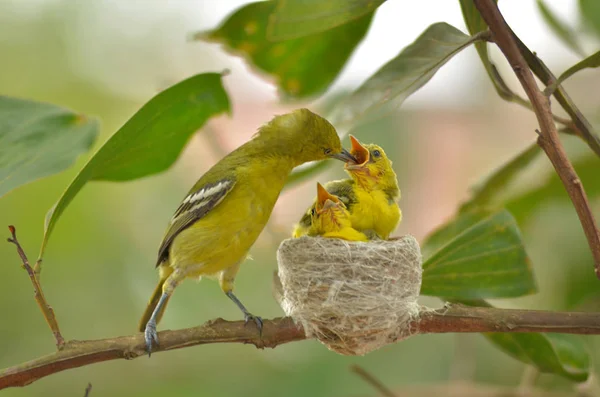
[275,235,423,356]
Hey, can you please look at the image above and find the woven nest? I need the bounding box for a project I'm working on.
[274,235,422,356]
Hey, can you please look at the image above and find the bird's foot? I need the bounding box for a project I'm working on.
[244,313,263,334]
[144,320,159,357]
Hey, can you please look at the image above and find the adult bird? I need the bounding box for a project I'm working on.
[303,182,368,241]
[293,135,401,240]
[139,108,356,354]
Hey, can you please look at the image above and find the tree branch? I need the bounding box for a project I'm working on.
[2,306,600,390]
[6,226,64,348]
[473,0,600,279]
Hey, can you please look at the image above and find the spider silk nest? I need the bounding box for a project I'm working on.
[275,235,422,356]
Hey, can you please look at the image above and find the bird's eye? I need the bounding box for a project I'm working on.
[310,208,316,216]
[372,150,381,158]
[323,148,332,155]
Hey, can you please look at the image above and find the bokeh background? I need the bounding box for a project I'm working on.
[1,1,599,396]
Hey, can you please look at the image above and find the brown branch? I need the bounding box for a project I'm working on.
[473,0,600,278]
[6,226,64,348]
[2,306,600,390]
[351,365,397,397]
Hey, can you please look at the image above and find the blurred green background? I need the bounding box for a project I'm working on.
[1,1,599,396]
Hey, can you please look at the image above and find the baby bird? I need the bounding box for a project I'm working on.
[304,183,368,241]
[294,135,401,240]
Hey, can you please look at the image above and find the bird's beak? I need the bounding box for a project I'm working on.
[316,182,340,212]
[345,135,370,169]
[329,148,357,164]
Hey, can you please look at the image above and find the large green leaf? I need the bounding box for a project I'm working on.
[579,0,600,38]
[459,142,541,213]
[330,22,485,127]
[545,51,600,96]
[40,72,230,256]
[422,210,492,260]
[421,210,536,299]
[536,0,585,57]
[506,154,600,224]
[0,96,99,198]
[463,301,590,382]
[201,1,372,99]
[267,0,384,40]
[486,326,590,382]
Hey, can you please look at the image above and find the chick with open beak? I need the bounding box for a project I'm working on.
[304,183,368,242]
[293,136,401,240]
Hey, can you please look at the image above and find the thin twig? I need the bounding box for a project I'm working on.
[83,383,92,397]
[6,226,64,348]
[2,306,600,389]
[351,365,397,397]
[473,0,600,278]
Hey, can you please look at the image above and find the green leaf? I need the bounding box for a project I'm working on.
[459,0,503,93]
[536,0,585,57]
[267,0,384,40]
[460,300,590,382]
[507,154,600,224]
[330,22,485,127]
[422,209,492,259]
[40,72,230,256]
[486,332,590,382]
[0,96,99,198]
[579,0,600,38]
[545,51,600,96]
[201,1,373,99]
[421,210,536,299]
[459,142,541,213]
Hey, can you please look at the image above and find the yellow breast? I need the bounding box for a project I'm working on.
[350,189,401,239]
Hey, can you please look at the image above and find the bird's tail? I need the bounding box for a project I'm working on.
[138,266,173,332]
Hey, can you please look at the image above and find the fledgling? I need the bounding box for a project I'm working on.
[293,135,401,240]
[139,108,356,354]
[304,183,368,242]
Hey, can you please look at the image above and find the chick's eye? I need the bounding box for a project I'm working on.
[310,208,316,216]
[323,148,332,155]
[372,150,381,158]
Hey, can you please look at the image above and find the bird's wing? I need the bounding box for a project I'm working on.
[156,177,236,265]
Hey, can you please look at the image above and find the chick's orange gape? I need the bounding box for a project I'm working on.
[138,109,356,355]
[308,183,368,242]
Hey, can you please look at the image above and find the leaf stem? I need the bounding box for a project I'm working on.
[6,226,64,348]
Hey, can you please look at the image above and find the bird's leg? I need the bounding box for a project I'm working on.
[220,263,263,333]
[144,292,168,356]
[144,272,181,356]
[226,291,263,333]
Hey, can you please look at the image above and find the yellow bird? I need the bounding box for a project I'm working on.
[304,182,368,241]
[293,135,401,240]
[139,108,356,354]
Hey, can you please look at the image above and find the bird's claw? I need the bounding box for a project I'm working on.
[244,313,263,334]
[144,320,159,357]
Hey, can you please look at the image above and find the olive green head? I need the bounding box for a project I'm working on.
[257,108,356,165]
